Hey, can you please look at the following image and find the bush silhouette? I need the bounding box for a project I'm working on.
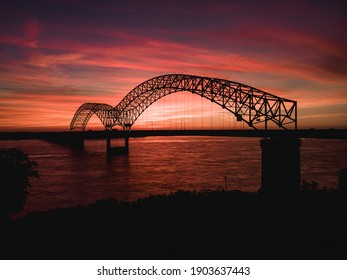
[0,148,38,217]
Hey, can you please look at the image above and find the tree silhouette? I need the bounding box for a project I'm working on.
[0,148,38,218]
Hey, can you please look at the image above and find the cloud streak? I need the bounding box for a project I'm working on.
[0,0,346,130]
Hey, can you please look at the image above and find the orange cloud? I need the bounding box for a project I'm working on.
[0,12,346,131]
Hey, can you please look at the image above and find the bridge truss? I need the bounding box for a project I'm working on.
[70,74,297,130]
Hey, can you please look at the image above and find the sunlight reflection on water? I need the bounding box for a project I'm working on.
[0,136,346,215]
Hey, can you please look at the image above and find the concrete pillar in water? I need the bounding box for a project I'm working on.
[125,136,129,153]
[260,138,301,193]
[68,135,84,150]
[106,134,129,156]
[106,134,111,154]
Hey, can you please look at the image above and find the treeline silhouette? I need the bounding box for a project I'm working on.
[1,189,347,259]
[1,148,347,260]
[0,148,38,220]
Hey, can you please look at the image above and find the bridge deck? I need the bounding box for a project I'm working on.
[1,129,347,141]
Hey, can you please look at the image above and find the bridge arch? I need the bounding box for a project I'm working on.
[70,103,115,130]
[70,74,297,130]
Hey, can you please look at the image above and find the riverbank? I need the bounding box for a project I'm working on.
[1,189,347,259]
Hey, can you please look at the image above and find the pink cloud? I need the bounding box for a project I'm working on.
[0,18,43,49]
[32,33,346,87]
[24,18,42,48]
[1,17,346,130]
[27,51,84,67]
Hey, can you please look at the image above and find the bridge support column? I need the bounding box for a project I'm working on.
[106,135,111,153]
[67,134,84,150]
[106,133,129,156]
[259,138,301,193]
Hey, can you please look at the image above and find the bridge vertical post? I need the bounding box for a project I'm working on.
[264,98,268,130]
[125,135,129,153]
[295,101,298,130]
[259,138,301,193]
[106,130,111,155]
[249,94,252,126]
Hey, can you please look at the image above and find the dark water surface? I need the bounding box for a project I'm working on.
[0,136,346,215]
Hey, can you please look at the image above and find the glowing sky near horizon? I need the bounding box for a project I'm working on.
[0,0,346,131]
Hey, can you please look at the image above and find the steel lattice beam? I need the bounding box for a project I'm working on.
[70,74,297,131]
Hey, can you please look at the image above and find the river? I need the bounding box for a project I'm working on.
[0,136,346,215]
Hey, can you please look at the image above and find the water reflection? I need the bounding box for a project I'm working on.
[0,136,346,215]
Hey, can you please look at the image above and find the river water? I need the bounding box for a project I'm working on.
[0,136,346,215]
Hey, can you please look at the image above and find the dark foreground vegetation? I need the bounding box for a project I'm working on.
[0,148,38,218]
[1,189,347,260]
[1,148,347,260]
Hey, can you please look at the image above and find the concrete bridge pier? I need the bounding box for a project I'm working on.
[67,134,84,150]
[259,138,301,193]
[106,133,129,156]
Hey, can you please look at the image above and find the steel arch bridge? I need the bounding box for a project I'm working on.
[70,74,297,131]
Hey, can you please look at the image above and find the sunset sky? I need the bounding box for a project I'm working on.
[0,0,346,131]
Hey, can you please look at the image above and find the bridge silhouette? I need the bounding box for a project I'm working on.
[70,74,297,131]
[68,74,303,193]
[0,74,345,192]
